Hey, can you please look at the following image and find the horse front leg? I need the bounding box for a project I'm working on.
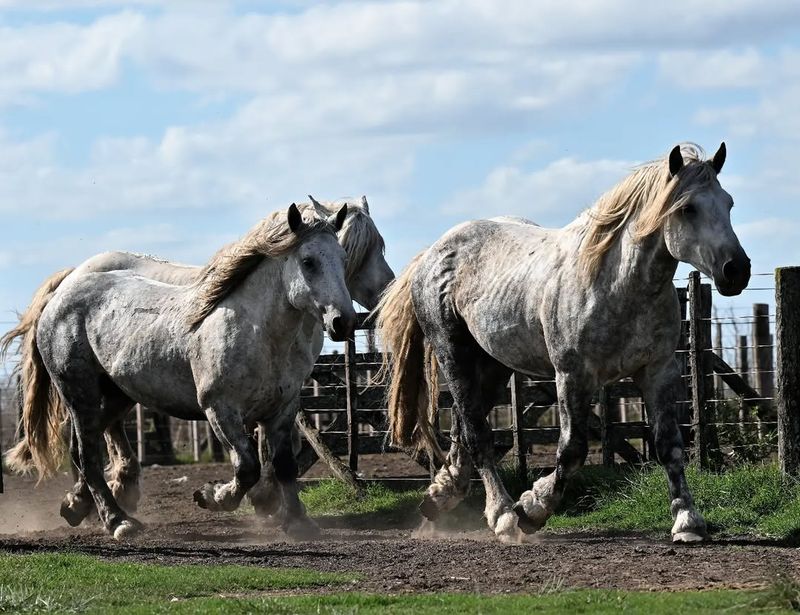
[634,359,708,543]
[193,406,260,512]
[514,371,592,533]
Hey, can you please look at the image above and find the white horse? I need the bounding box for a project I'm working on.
[3,204,355,539]
[378,143,750,543]
[4,197,392,536]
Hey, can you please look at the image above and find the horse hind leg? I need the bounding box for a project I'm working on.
[246,422,281,519]
[104,417,141,514]
[514,370,592,534]
[60,424,95,527]
[419,414,473,521]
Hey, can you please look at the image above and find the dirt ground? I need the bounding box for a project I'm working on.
[1,461,798,594]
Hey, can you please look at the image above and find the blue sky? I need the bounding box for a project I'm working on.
[1,1,800,372]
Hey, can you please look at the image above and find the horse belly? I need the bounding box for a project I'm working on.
[470,320,554,378]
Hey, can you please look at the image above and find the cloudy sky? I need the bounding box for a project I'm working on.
[1,0,799,362]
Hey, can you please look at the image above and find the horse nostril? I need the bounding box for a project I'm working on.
[723,260,738,284]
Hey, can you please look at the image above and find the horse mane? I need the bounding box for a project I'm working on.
[579,143,719,278]
[326,198,385,282]
[187,207,334,328]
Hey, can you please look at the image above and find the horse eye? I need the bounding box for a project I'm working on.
[682,203,697,216]
[302,258,316,271]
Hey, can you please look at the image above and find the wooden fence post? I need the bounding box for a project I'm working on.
[135,404,146,465]
[191,421,200,462]
[688,272,710,469]
[598,386,613,467]
[776,267,800,475]
[510,372,527,484]
[344,337,359,472]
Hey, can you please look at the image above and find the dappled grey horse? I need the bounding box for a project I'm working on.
[53,196,392,534]
[3,204,355,539]
[378,143,750,543]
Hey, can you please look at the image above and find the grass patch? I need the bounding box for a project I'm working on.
[542,463,800,540]
[300,479,422,517]
[0,552,355,613]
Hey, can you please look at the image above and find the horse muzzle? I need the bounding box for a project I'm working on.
[714,254,751,297]
[323,308,356,342]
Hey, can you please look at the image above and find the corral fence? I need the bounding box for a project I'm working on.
[2,266,800,493]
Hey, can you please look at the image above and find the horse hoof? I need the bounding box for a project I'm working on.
[59,496,92,527]
[419,495,440,521]
[494,511,524,544]
[283,518,320,541]
[672,531,708,544]
[113,519,143,540]
[513,502,543,534]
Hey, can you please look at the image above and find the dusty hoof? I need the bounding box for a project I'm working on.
[112,518,143,540]
[513,502,544,534]
[193,481,224,510]
[283,518,320,540]
[249,493,281,518]
[672,530,708,544]
[59,495,93,527]
[418,495,441,521]
[494,511,524,544]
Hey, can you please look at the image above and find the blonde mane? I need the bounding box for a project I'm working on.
[187,207,335,328]
[579,143,719,278]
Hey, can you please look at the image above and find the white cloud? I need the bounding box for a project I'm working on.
[444,156,633,224]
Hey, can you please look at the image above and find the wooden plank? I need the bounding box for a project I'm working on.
[776,267,800,475]
[296,411,362,492]
[710,352,764,406]
[599,386,613,466]
[752,303,775,407]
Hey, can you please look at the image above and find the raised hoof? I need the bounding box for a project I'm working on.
[494,511,524,544]
[59,497,93,527]
[672,530,709,544]
[513,502,544,534]
[112,518,143,541]
[419,495,441,522]
[193,487,211,509]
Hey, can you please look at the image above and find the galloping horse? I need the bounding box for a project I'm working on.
[378,143,750,543]
[35,196,392,535]
[3,204,355,539]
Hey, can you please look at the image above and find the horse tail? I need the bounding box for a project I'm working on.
[375,253,444,463]
[1,268,74,479]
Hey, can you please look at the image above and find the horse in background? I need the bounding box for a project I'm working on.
[378,143,749,543]
[2,204,355,539]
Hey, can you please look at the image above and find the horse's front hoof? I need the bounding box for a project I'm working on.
[672,530,708,544]
[112,518,143,541]
[419,495,441,521]
[513,502,544,534]
[494,511,524,544]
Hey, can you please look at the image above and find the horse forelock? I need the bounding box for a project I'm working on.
[187,208,336,328]
[579,143,718,279]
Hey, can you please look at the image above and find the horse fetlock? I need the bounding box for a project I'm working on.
[109,479,141,514]
[281,515,320,540]
[247,483,281,517]
[59,491,94,527]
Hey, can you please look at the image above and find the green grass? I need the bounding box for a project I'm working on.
[545,463,800,541]
[0,552,355,613]
[298,463,800,541]
[0,553,797,614]
[301,478,422,517]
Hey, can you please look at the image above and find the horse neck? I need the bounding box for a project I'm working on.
[235,258,305,341]
[594,220,678,298]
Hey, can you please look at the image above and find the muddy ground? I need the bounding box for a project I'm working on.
[1,461,798,594]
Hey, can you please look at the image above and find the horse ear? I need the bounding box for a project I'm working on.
[288,203,303,233]
[308,194,323,209]
[360,195,369,214]
[712,142,726,174]
[669,145,684,178]
[330,204,347,232]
